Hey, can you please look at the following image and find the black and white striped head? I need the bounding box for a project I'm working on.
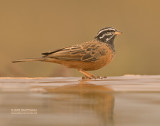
[95,27,121,44]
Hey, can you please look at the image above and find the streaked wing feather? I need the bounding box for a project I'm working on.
[43,45,85,61]
[42,42,107,62]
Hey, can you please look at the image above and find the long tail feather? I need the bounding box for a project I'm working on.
[12,58,44,63]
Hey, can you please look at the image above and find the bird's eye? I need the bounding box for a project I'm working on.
[107,30,113,33]
[107,30,111,32]
[107,31,114,34]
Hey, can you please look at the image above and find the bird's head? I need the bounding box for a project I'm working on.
[95,27,121,44]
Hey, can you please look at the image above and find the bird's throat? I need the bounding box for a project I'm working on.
[95,36,115,52]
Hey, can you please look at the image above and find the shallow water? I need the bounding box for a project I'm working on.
[0,75,160,126]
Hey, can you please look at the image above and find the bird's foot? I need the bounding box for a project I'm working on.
[96,76,107,79]
[79,69,107,80]
[82,76,107,80]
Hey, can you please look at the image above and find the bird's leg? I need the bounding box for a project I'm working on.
[78,69,96,79]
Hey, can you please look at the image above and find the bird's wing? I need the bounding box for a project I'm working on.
[42,42,107,62]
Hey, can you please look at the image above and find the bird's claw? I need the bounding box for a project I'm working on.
[82,76,107,80]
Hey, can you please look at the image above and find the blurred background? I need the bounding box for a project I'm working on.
[0,0,160,77]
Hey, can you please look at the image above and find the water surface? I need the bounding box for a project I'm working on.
[0,75,160,126]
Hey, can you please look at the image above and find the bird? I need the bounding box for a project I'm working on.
[12,27,121,79]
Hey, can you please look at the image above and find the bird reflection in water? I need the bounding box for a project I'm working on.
[33,80,114,126]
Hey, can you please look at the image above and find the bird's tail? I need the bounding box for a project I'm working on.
[12,58,44,63]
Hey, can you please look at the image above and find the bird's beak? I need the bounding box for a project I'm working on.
[114,31,122,35]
